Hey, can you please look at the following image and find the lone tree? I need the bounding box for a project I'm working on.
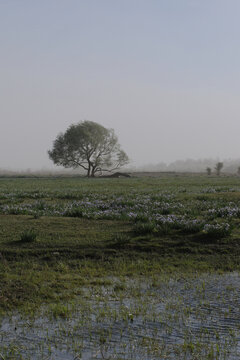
[206,167,212,176]
[48,121,129,177]
[215,162,223,176]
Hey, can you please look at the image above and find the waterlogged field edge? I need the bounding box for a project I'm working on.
[1,175,240,358]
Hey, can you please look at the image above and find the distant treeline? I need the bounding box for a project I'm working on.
[2,158,240,177]
[0,168,85,178]
[132,158,240,174]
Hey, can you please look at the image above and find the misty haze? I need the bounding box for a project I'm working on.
[2,1,240,359]
[1,1,240,171]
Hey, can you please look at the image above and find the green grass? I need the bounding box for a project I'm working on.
[1,174,240,315]
[2,175,240,359]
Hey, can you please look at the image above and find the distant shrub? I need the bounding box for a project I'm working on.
[206,167,212,176]
[19,229,37,242]
[215,162,224,176]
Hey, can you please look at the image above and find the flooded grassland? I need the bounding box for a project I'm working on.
[1,175,240,359]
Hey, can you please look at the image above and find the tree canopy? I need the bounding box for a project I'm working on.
[48,121,129,177]
[215,162,223,176]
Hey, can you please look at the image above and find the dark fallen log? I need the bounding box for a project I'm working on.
[101,172,131,178]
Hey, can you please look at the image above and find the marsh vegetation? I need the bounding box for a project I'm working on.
[1,174,240,359]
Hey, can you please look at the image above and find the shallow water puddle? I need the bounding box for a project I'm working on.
[1,273,240,359]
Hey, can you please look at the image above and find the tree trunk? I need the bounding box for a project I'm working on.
[87,165,91,177]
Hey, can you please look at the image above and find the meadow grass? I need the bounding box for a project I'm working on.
[1,174,240,358]
[1,174,240,314]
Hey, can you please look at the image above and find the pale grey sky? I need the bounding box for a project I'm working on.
[1,0,240,169]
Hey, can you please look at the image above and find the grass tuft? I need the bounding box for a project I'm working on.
[133,222,157,235]
[19,229,37,243]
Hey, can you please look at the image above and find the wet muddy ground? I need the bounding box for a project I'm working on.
[1,272,240,359]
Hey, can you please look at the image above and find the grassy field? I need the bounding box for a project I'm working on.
[1,174,240,359]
